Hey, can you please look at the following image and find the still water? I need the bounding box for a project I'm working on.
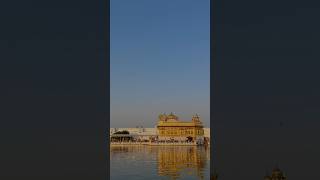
[110,145,210,180]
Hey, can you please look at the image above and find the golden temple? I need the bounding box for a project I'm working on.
[157,113,206,145]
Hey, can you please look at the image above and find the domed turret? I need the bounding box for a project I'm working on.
[192,114,202,123]
[166,112,178,121]
[158,113,167,121]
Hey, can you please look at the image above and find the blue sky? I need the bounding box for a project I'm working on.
[110,0,210,127]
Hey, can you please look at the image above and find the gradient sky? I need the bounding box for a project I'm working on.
[110,0,210,127]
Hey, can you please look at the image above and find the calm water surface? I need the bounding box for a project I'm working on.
[110,145,210,180]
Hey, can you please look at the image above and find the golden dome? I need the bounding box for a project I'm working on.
[167,112,178,120]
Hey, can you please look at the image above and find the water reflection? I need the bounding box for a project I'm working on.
[110,146,210,180]
[157,146,209,180]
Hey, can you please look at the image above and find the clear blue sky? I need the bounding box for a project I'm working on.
[110,0,210,127]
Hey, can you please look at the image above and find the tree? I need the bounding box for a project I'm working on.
[114,130,130,134]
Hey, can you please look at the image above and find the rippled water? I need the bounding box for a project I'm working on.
[110,145,210,180]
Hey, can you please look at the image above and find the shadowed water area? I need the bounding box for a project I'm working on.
[110,146,210,180]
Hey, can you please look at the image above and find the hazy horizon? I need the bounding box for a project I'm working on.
[110,0,210,128]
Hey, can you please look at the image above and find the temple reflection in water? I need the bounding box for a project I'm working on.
[157,146,209,180]
[110,145,210,180]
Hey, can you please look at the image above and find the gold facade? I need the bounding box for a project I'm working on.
[157,113,204,143]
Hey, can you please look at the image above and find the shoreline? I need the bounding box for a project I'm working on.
[110,142,210,146]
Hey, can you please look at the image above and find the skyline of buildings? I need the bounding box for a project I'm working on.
[110,113,210,146]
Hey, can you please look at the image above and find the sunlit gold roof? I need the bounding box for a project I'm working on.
[167,112,178,120]
[157,113,203,127]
